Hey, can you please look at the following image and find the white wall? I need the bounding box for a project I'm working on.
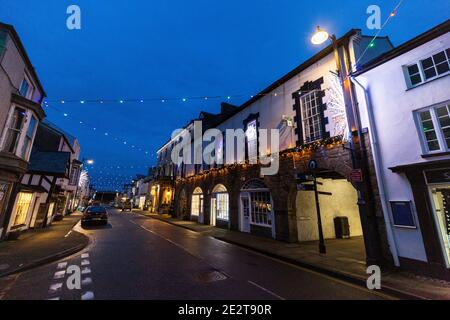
[296,178,362,242]
[215,52,347,160]
[354,32,450,262]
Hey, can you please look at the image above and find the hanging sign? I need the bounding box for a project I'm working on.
[349,169,363,183]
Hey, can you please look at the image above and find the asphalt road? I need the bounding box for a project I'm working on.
[0,208,394,300]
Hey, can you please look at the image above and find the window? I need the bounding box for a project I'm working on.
[417,103,450,153]
[19,77,34,99]
[300,90,322,143]
[13,192,33,226]
[19,79,30,97]
[216,193,229,221]
[407,64,422,86]
[20,116,36,159]
[250,191,273,227]
[3,107,26,154]
[191,188,203,217]
[406,48,450,87]
[212,184,229,221]
[436,105,450,149]
[69,164,81,186]
[246,120,258,161]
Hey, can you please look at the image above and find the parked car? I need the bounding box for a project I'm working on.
[81,206,108,226]
[121,201,132,212]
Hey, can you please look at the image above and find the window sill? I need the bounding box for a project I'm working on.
[422,151,450,158]
[407,72,450,91]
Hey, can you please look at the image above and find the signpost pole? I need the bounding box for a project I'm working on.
[313,172,326,254]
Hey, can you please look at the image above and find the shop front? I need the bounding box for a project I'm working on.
[392,160,450,279]
[0,152,28,240]
[426,168,450,269]
[239,179,275,239]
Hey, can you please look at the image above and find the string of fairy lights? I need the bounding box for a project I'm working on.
[44,92,284,106]
[46,2,406,192]
[44,102,156,158]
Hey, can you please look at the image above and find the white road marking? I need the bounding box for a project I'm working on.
[64,230,72,238]
[47,297,60,300]
[81,260,90,266]
[48,283,63,294]
[57,262,68,270]
[81,253,89,259]
[53,270,66,280]
[81,277,93,286]
[134,222,225,273]
[81,291,95,300]
[248,280,285,300]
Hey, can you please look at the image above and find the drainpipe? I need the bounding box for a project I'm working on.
[350,76,400,267]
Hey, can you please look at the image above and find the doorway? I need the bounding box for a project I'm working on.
[240,192,251,233]
[191,187,204,224]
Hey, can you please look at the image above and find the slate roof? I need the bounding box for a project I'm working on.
[353,19,450,76]
[28,151,71,177]
[41,119,77,150]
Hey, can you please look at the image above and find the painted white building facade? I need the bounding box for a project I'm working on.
[353,20,450,278]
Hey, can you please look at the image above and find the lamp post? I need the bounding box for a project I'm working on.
[311,27,342,77]
[310,26,383,265]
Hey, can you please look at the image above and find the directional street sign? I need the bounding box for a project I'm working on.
[308,160,318,170]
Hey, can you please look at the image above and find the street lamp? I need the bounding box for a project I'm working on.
[310,26,383,264]
[311,26,330,45]
[311,26,342,77]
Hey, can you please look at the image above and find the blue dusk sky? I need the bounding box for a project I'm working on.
[1,0,449,190]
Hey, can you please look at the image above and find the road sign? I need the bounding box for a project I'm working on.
[349,169,363,183]
[296,173,314,183]
[308,160,318,170]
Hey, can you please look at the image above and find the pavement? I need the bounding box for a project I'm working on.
[141,211,450,300]
[0,208,395,300]
[0,212,89,278]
